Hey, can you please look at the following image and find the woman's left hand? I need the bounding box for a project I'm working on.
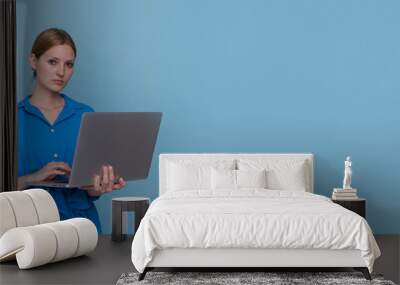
[84,165,126,196]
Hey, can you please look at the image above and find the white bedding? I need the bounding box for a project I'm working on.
[131,190,380,273]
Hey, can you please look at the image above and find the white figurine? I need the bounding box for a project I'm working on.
[343,156,352,189]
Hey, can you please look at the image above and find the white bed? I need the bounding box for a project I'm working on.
[131,153,380,280]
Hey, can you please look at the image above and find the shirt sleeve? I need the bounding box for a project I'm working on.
[84,105,95,113]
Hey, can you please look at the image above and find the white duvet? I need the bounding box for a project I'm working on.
[131,190,380,273]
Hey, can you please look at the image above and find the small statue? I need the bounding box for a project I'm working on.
[343,156,352,189]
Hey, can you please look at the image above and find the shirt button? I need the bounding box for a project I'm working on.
[50,129,55,133]
[53,153,58,158]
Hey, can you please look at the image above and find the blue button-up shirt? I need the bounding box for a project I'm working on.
[18,94,102,233]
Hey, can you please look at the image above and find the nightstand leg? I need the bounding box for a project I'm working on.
[112,201,124,241]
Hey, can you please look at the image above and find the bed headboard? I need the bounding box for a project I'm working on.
[159,153,314,195]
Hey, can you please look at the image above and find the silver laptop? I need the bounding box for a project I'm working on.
[28,112,162,188]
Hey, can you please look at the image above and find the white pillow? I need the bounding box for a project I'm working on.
[211,168,236,189]
[167,160,235,191]
[211,168,267,190]
[237,159,308,191]
[237,169,267,188]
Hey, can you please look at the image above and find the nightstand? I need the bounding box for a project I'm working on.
[112,197,150,242]
[332,198,366,218]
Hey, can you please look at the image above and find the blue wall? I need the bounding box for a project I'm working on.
[17,0,400,234]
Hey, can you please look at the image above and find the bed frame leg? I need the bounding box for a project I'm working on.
[138,268,148,281]
[354,267,371,280]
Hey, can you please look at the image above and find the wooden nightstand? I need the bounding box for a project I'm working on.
[332,198,366,218]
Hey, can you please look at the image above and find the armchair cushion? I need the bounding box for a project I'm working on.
[0,189,98,269]
[0,189,59,236]
[0,218,97,269]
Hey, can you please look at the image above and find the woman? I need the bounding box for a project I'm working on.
[17,28,125,233]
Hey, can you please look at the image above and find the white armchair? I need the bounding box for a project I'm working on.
[0,189,98,269]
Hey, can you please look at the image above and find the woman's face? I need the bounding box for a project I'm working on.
[30,44,75,94]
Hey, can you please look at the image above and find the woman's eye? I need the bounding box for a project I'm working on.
[48,59,57,65]
[66,62,74,68]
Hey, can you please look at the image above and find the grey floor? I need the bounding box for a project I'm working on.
[0,235,398,285]
[0,235,135,285]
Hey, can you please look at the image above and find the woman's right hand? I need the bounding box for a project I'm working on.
[29,162,72,182]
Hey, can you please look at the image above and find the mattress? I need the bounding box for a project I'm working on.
[131,189,380,273]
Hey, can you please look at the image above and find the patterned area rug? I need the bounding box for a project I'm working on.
[116,271,396,285]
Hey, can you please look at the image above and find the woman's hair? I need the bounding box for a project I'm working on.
[31,28,77,76]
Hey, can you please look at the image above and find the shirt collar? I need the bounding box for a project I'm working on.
[19,94,84,126]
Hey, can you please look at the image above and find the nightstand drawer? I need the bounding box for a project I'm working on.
[332,199,366,218]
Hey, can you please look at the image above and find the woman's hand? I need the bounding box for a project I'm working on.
[31,162,71,182]
[84,165,126,196]
[17,162,71,190]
